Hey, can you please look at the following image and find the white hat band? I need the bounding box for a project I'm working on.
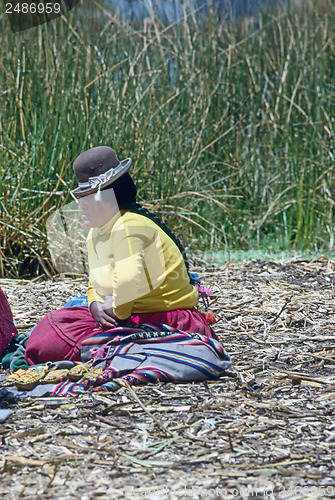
[78,162,127,190]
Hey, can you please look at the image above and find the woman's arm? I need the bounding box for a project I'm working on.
[112,220,161,319]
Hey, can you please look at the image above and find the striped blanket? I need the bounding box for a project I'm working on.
[53,324,232,396]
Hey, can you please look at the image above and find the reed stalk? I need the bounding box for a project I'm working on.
[0,0,334,276]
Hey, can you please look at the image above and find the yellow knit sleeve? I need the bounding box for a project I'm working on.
[112,226,145,319]
[112,218,165,319]
[87,280,105,309]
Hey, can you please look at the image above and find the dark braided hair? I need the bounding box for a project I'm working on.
[104,173,195,283]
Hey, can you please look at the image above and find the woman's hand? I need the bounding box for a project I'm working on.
[90,301,127,330]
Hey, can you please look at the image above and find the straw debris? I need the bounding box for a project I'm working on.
[0,257,334,498]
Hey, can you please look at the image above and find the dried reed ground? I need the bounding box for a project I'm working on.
[0,257,334,499]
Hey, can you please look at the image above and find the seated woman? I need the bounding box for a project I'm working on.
[25,146,218,364]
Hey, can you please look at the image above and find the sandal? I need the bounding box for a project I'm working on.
[81,367,104,382]
[68,361,93,381]
[41,369,69,384]
[1,369,28,387]
[14,365,49,391]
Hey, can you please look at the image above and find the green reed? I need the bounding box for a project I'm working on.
[0,0,334,276]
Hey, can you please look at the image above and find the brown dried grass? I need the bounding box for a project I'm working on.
[0,257,334,499]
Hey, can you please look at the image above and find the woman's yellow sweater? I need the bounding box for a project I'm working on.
[87,210,198,320]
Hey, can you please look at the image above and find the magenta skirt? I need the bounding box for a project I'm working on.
[0,288,18,356]
[25,306,218,365]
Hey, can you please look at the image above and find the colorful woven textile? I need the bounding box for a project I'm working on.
[52,324,232,396]
[1,324,232,397]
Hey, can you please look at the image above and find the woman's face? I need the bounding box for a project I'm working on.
[79,189,118,228]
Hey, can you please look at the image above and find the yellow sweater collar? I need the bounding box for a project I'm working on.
[98,209,125,235]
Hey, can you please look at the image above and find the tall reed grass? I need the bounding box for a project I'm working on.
[0,0,334,277]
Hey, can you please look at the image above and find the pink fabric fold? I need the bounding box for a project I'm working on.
[0,288,18,356]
